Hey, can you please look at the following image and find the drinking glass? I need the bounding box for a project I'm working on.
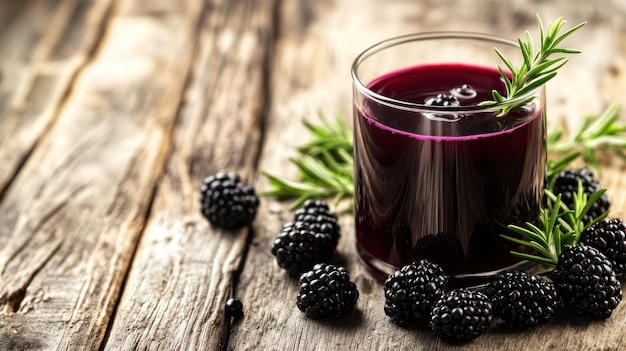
[351,32,546,285]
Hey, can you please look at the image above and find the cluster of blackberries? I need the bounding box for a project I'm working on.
[493,241,623,326]
[384,254,624,343]
[381,168,624,343]
[270,200,359,319]
[200,173,357,320]
[383,260,495,343]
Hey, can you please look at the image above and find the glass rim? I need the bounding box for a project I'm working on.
[351,31,543,114]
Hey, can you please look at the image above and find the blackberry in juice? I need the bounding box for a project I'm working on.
[354,63,546,283]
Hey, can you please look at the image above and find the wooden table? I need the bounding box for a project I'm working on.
[1,0,625,350]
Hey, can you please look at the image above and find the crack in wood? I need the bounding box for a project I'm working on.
[0,184,88,314]
[2,239,62,314]
[219,1,280,350]
[0,141,36,206]
[0,183,87,277]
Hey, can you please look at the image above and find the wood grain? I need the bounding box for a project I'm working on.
[102,0,275,350]
[0,0,112,199]
[0,0,199,348]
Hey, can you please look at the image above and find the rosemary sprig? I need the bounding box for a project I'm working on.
[503,183,608,267]
[544,185,608,245]
[479,15,586,114]
[501,194,564,266]
[547,104,626,181]
[260,111,354,210]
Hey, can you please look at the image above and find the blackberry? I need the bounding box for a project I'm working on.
[485,271,560,330]
[429,289,493,343]
[412,233,463,270]
[225,298,244,319]
[552,168,610,223]
[271,221,334,277]
[425,93,459,107]
[296,263,359,319]
[293,199,341,247]
[200,172,259,229]
[549,245,622,318]
[383,260,449,325]
[582,218,626,280]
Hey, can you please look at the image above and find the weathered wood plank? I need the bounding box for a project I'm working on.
[0,0,201,349]
[229,1,626,350]
[0,0,113,198]
[102,0,275,350]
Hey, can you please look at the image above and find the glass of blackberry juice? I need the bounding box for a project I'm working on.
[351,32,546,286]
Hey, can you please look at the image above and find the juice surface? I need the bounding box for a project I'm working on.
[354,63,546,281]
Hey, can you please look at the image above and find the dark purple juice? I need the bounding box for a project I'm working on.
[354,63,546,283]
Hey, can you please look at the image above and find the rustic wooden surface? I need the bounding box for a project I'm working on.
[0,0,625,350]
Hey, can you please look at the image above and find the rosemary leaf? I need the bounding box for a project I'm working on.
[261,111,354,210]
[509,252,556,267]
[480,15,586,114]
[500,233,539,248]
[547,104,626,177]
[261,172,319,196]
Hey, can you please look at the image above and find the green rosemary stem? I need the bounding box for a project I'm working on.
[479,15,586,115]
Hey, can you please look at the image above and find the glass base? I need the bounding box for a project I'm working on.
[356,242,535,289]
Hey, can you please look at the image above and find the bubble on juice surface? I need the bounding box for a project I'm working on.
[451,84,477,99]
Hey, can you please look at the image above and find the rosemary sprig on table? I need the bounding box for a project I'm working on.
[261,105,626,210]
[479,15,586,115]
[547,103,626,182]
[260,111,354,210]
